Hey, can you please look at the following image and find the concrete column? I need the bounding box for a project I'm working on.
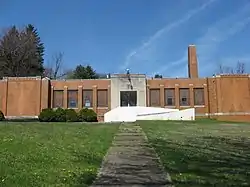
[78,86,83,110]
[92,85,97,112]
[160,84,165,107]
[63,86,68,109]
[175,84,180,109]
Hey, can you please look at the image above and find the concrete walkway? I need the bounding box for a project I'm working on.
[91,123,173,187]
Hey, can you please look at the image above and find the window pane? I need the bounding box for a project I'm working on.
[97,89,108,107]
[53,90,63,108]
[165,88,175,106]
[83,90,93,108]
[150,89,160,106]
[67,90,78,108]
[194,88,205,105]
[179,88,190,106]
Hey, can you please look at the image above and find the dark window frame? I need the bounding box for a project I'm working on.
[82,89,93,108]
[67,90,78,108]
[53,90,64,108]
[164,88,175,106]
[179,88,190,106]
[194,88,205,106]
[149,89,161,106]
[97,89,108,107]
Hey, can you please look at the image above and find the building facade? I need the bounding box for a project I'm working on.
[0,45,250,122]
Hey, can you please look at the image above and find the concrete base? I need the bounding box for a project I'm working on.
[104,106,195,122]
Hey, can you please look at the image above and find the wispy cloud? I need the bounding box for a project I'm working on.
[120,0,218,70]
[155,3,250,77]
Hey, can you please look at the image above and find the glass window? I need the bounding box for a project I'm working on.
[83,90,93,108]
[67,90,78,108]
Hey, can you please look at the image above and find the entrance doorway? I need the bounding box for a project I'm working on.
[120,91,137,107]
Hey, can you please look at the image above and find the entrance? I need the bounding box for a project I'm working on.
[120,91,137,107]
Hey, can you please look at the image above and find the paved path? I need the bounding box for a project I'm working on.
[91,123,173,187]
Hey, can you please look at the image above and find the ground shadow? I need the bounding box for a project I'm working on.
[149,136,250,187]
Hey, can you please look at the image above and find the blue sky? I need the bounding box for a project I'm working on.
[1,0,250,77]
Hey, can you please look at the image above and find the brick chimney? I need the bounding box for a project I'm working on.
[188,44,198,78]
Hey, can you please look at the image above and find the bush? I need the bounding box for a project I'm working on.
[78,108,98,122]
[0,110,5,121]
[65,109,79,122]
[38,108,55,122]
[54,108,66,122]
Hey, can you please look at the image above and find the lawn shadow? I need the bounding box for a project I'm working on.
[150,136,250,187]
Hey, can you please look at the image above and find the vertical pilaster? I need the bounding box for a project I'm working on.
[160,84,165,107]
[78,86,83,110]
[50,86,54,108]
[203,83,209,113]
[63,86,68,109]
[189,83,194,107]
[2,77,8,115]
[92,85,97,112]
[108,85,111,110]
[146,84,150,107]
[216,75,221,113]
[175,84,180,109]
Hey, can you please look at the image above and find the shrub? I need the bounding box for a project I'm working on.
[65,109,79,122]
[78,108,98,122]
[38,108,55,122]
[54,108,66,122]
[0,110,5,121]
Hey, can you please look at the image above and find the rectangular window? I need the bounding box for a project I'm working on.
[149,89,160,106]
[97,89,108,107]
[179,88,190,106]
[194,88,205,106]
[67,90,78,108]
[165,88,175,106]
[83,90,93,108]
[53,90,63,108]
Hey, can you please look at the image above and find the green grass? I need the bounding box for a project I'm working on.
[0,122,119,187]
[139,120,250,187]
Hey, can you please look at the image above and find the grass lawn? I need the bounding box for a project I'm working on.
[0,122,119,187]
[139,119,250,187]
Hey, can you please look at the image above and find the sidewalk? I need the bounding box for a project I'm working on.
[91,123,173,187]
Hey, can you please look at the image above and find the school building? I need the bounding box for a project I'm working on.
[0,45,250,122]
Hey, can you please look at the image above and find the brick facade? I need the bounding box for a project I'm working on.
[0,45,250,122]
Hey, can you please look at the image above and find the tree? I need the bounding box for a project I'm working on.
[219,61,246,74]
[0,25,44,78]
[43,52,71,79]
[69,65,99,79]
[154,74,163,78]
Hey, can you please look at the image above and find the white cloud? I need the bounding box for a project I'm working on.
[120,0,218,70]
[155,3,250,77]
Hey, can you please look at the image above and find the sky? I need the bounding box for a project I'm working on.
[1,0,250,78]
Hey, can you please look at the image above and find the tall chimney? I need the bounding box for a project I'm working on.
[188,44,198,78]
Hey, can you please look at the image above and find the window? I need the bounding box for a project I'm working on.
[194,88,205,106]
[179,88,190,106]
[83,90,93,108]
[97,89,108,107]
[53,90,63,108]
[67,90,78,108]
[165,88,175,106]
[149,89,160,106]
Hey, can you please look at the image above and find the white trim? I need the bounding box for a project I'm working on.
[5,116,38,119]
[194,105,205,108]
[197,112,250,116]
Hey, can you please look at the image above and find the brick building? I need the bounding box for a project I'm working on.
[0,45,250,122]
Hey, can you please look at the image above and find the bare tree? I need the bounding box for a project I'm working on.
[218,61,246,75]
[44,52,71,79]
